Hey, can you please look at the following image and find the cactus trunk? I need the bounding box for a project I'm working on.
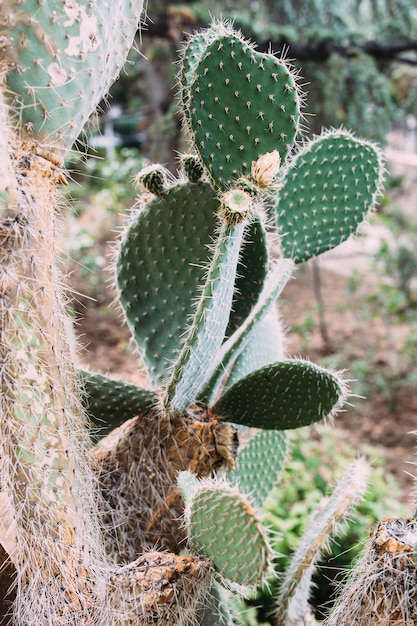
[91,405,237,562]
[0,142,109,625]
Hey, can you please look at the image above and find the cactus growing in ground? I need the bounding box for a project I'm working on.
[84,22,384,624]
[0,12,387,626]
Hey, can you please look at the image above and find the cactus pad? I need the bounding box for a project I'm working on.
[1,0,143,157]
[228,430,288,509]
[187,29,300,189]
[117,180,268,388]
[180,473,274,591]
[277,129,385,263]
[278,458,369,624]
[79,370,159,436]
[212,360,347,430]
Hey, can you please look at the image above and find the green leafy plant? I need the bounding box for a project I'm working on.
[0,12,386,626]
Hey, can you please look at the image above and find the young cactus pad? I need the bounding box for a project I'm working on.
[186,26,301,189]
[1,0,143,157]
[276,129,385,263]
[179,472,274,592]
[228,430,288,510]
[277,458,369,625]
[117,176,268,388]
[212,360,347,430]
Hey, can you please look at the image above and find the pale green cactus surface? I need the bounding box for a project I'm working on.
[1,0,143,156]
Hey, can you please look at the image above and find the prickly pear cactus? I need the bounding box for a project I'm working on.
[277,458,369,626]
[179,472,274,593]
[0,10,387,626]
[83,27,385,626]
[117,166,268,389]
[212,359,347,430]
[0,0,144,160]
[277,128,386,262]
[227,430,288,509]
[181,23,301,189]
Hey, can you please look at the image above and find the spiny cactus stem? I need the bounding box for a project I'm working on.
[163,218,247,413]
[0,143,108,624]
[201,259,293,404]
[108,552,211,626]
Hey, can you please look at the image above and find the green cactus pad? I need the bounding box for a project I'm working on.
[1,0,142,156]
[276,129,385,263]
[181,474,274,591]
[212,360,346,430]
[117,180,268,388]
[79,370,159,436]
[228,430,288,509]
[188,29,300,189]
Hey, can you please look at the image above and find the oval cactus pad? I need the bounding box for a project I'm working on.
[276,129,385,263]
[117,179,267,388]
[212,359,347,430]
[188,31,300,188]
[184,479,273,591]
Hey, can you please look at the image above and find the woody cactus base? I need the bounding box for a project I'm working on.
[325,518,417,625]
[0,10,392,626]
